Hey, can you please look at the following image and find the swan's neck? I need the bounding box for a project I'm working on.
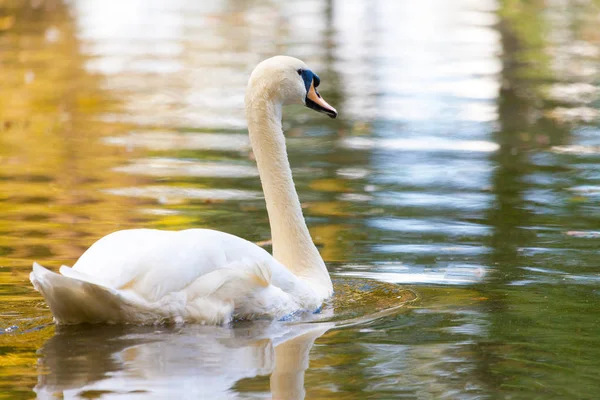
[246,96,332,297]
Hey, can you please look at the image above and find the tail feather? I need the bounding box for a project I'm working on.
[31,263,129,324]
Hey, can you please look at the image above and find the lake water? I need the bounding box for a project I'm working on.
[1,0,600,398]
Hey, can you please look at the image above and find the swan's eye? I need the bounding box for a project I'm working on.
[297,69,303,75]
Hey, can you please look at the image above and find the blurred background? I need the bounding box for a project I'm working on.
[1,0,600,398]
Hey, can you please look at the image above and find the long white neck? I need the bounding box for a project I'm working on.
[245,94,332,296]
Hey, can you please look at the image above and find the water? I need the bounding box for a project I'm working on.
[1,0,600,398]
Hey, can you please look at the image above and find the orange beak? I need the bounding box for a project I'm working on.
[306,81,338,119]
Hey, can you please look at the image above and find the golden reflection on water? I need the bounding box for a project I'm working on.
[0,1,144,267]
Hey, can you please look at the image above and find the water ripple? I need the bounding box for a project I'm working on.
[114,158,258,178]
[369,218,491,236]
[105,186,260,203]
[338,263,486,285]
[340,137,500,153]
[103,132,250,152]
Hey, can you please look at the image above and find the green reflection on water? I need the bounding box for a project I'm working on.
[1,0,600,399]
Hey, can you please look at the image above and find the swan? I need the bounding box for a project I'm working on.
[30,56,338,325]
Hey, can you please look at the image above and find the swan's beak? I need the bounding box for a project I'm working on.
[305,81,338,119]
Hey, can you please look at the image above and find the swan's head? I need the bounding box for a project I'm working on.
[247,56,337,119]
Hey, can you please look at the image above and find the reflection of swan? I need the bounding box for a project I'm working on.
[30,56,339,324]
[34,321,331,399]
[34,279,417,399]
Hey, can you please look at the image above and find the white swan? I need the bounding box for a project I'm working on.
[30,56,338,325]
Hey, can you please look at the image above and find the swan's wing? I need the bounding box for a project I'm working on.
[31,262,238,324]
[59,265,109,287]
[69,228,280,302]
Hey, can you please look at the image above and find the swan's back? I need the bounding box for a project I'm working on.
[72,229,272,302]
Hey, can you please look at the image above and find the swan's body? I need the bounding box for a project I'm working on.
[30,56,338,324]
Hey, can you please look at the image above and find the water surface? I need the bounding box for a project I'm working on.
[1,0,600,398]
